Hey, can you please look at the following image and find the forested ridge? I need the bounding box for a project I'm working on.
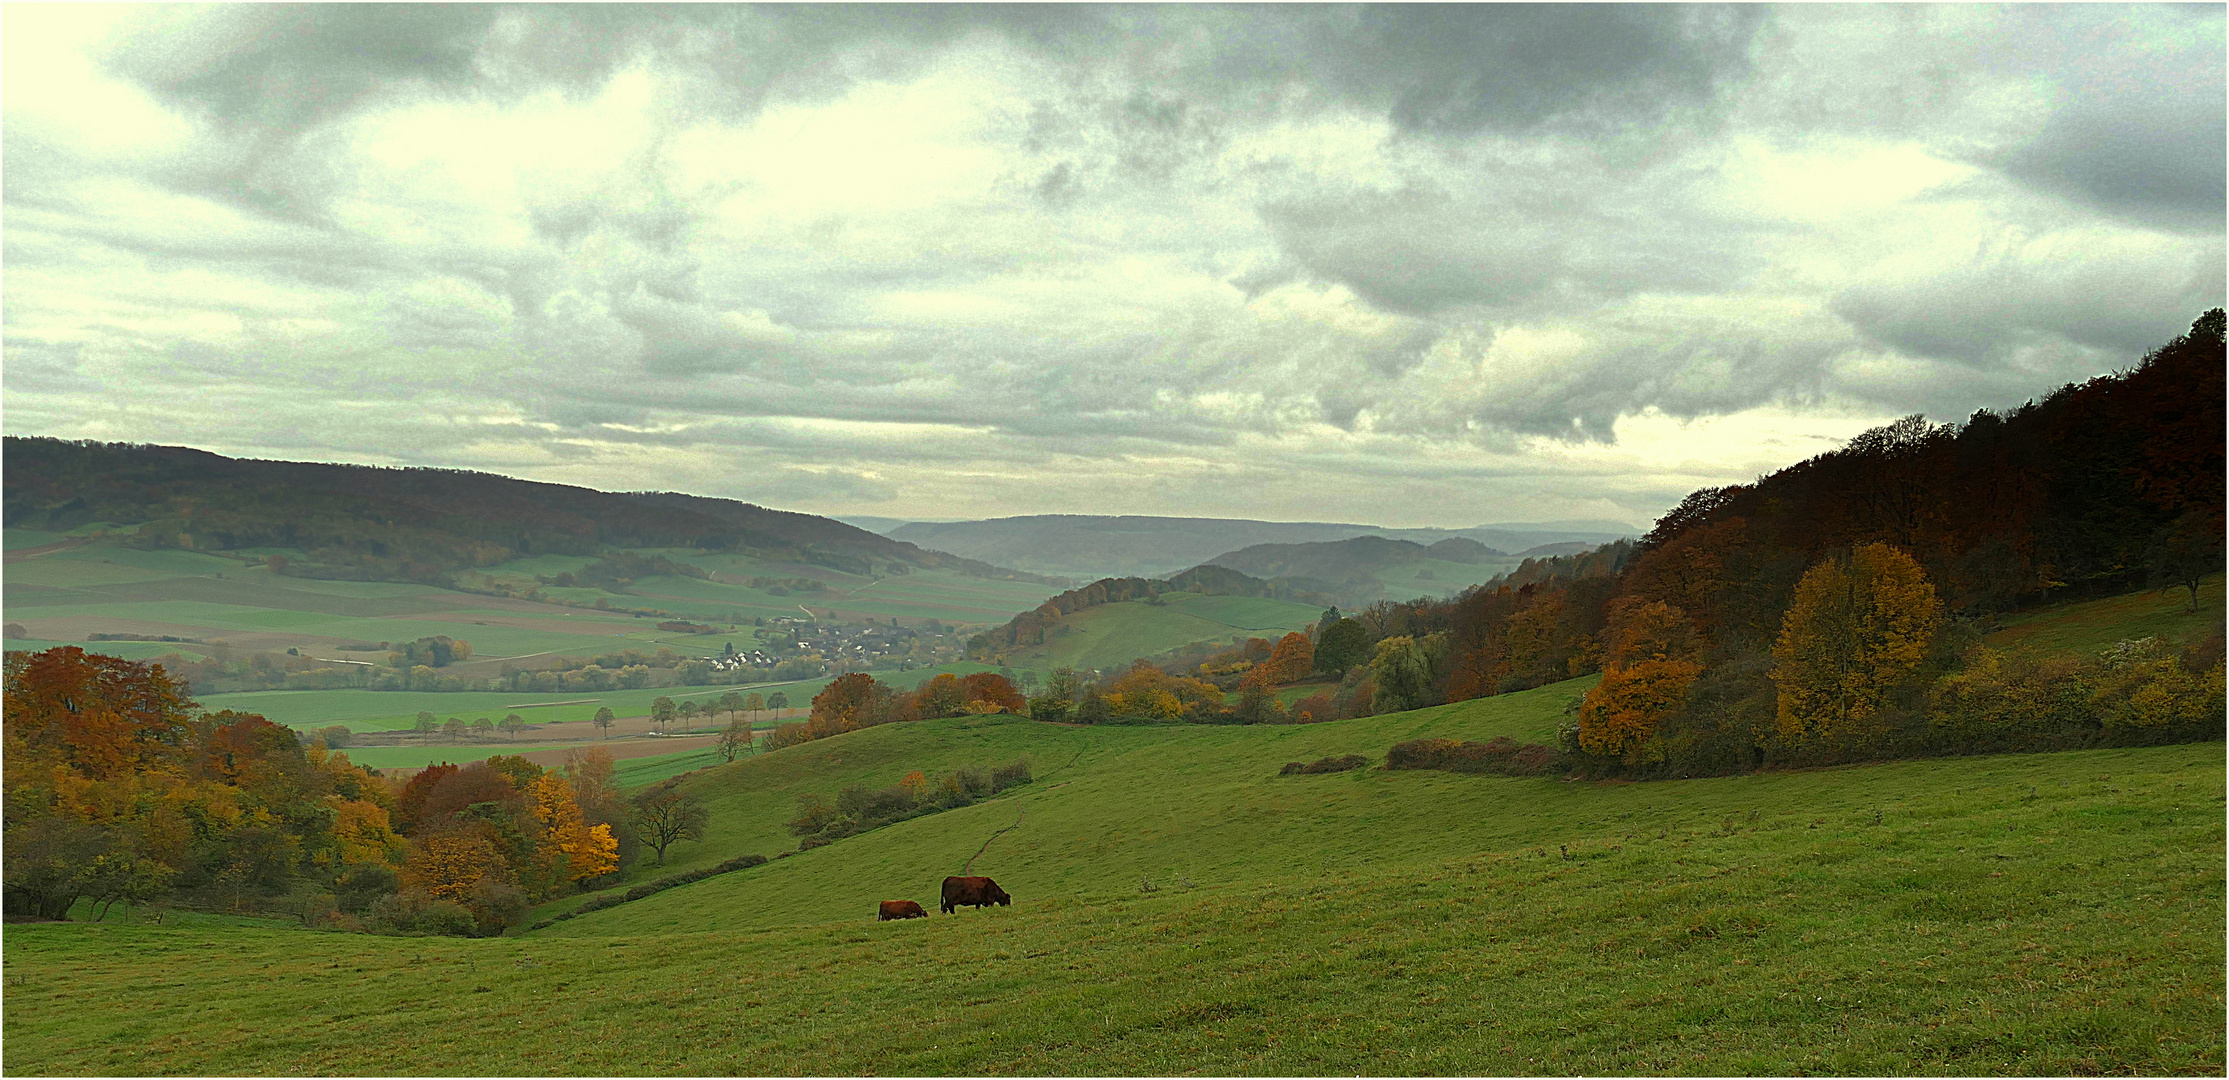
[0,439,1060,586]
[985,312,2224,772]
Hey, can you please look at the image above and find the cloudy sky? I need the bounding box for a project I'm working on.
[4,5,2222,529]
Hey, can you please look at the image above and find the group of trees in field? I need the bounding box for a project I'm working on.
[2,646,716,934]
[786,757,1033,850]
[977,313,2227,771]
[758,671,1028,752]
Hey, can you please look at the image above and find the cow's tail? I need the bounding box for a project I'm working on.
[962,807,1025,875]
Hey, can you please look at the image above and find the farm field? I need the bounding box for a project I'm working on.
[2,537,1058,672]
[473,547,1059,627]
[1002,591,1326,673]
[197,661,1030,734]
[6,694,2219,1074]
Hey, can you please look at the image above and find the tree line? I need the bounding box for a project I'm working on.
[2,646,712,935]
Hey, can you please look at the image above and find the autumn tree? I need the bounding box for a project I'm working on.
[592,706,615,739]
[913,673,969,718]
[766,691,790,718]
[718,691,745,722]
[471,717,495,740]
[1771,543,1943,743]
[414,712,438,742]
[526,773,617,883]
[810,673,897,735]
[500,713,525,740]
[958,671,1026,713]
[442,717,467,744]
[677,700,702,729]
[717,719,751,762]
[744,692,765,723]
[631,784,710,864]
[1576,598,1707,757]
[1262,632,1315,684]
[650,696,677,732]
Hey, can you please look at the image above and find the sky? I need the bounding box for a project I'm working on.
[4,4,2222,530]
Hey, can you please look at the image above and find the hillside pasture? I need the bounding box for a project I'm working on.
[1986,574,2224,656]
[6,725,2217,1075]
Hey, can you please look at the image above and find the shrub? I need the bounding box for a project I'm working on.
[990,758,1032,791]
[798,833,833,851]
[1386,737,1566,778]
[1280,754,1370,776]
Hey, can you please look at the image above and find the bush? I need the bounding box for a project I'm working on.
[1280,754,1370,775]
[1386,737,1566,777]
[990,758,1032,790]
[798,833,833,851]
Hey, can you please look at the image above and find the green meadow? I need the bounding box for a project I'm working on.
[1987,574,2224,656]
[5,687,2219,1074]
[1003,591,1326,673]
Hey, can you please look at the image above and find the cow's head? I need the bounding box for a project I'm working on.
[994,887,1011,906]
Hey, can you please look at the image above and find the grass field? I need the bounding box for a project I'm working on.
[1370,554,1524,600]
[1987,574,2224,655]
[5,565,2223,1075]
[1004,591,1326,673]
[6,719,2218,1074]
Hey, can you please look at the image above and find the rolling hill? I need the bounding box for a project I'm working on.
[887,515,1636,580]
[1194,534,1531,606]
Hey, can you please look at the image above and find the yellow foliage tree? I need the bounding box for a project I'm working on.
[1771,543,1942,742]
[399,833,508,904]
[528,772,617,882]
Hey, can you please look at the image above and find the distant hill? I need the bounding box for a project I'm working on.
[1,439,1062,587]
[889,515,1634,580]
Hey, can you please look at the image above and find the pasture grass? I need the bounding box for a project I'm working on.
[1987,574,2224,656]
[7,739,2218,1076]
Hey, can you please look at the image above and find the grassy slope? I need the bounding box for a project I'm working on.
[1986,574,2224,656]
[7,736,2218,1075]
[1005,591,1325,673]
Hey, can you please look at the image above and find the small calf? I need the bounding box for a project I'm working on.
[878,899,927,921]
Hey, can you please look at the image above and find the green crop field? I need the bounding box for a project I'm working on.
[5,681,2219,1074]
[1005,591,1326,673]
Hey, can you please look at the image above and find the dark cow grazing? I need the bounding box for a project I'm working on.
[879,899,927,921]
[941,875,1011,913]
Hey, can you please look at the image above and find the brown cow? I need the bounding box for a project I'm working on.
[940,875,1011,913]
[878,899,927,921]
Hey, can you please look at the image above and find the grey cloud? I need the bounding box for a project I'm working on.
[1995,56,2226,233]
[1831,239,2227,368]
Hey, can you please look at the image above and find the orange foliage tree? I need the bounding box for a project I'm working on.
[1261,633,1316,685]
[1576,599,1705,757]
